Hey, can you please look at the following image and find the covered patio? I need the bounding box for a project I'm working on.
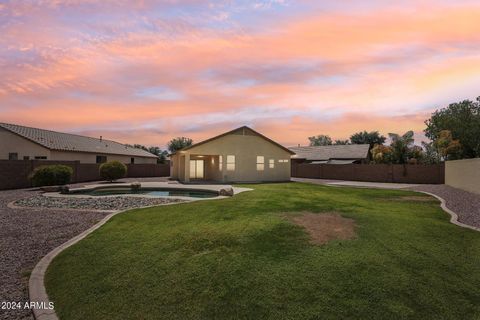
[172,153,225,183]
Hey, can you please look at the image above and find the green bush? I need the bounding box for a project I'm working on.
[30,165,73,187]
[99,161,127,182]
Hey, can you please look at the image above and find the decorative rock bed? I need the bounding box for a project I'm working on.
[14,195,185,211]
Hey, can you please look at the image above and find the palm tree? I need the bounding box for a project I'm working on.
[388,131,414,164]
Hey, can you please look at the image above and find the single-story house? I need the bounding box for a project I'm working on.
[170,126,295,183]
[0,122,158,164]
[289,144,370,164]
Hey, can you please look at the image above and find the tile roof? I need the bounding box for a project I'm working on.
[289,144,370,161]
[0,123,157,158]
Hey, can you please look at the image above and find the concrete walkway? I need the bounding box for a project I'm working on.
[292,178,418,189]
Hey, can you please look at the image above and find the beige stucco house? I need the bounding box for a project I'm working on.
[0,123,158,164]
[170,126,294,183]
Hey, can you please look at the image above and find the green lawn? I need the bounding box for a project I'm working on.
[45,183,480,320]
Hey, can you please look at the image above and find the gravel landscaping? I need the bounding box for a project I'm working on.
[412,184,480,229]
[0,188,110,320]
[0,177,175,320]
[14,195,184,211]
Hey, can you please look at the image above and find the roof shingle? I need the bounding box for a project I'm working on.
[289,144,370,161]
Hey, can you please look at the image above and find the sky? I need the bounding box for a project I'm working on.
[1,0,480,148]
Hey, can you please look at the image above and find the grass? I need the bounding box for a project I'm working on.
[45,182,480,320]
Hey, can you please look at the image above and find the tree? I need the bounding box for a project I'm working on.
[371,144,394,164]
[333,139,350,145]
[308,135,332,146]
[350,131,386,149]
[424,97,480,158]
[167,137,193,153]
[421,142,441,164]
[407,145,424,164]
[433,130,462,160]
[126,144,169,163]
[388,131,415,164]
[148,147,169,164]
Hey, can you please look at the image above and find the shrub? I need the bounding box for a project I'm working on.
[30,165,73,187]
[99,161,127,182]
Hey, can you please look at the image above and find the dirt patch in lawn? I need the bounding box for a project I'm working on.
[287,212,356,245]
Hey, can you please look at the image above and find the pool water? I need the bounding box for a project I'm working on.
[73,188,218,198]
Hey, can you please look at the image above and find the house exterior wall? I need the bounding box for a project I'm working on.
[172,131,291,183]
[50,151,156,164]
[0,128,156,164]
[0,128,51,159]
[445,158,480,194]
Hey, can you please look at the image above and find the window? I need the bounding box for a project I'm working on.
[34,156,47,160]
[256,156,264,171]
[8,153,18,160]
[23,156,30,160]
[130,157,135,164]
[219,155,223,171]
[226,155,235,171]
[96,155,107,163]
[269,159,275,169]
[278,159,289,163]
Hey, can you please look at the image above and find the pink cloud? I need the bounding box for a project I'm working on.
[1,1,479,146]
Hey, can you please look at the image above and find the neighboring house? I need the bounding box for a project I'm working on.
[170,126,294,183]
[0,123,158,164]
[289,144,370,164]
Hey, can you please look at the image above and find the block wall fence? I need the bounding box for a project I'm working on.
[0,160,170,190]
[291,162,445,184]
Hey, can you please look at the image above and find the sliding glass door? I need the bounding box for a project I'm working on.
[189,159,204,179]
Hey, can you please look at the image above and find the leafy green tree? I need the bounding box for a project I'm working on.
[424,97,480,158]
[388,131,414,164]
[333,139,350,145]
[308,135,332,146]
[126,144,169,163]
[350,131,386,149]
[167,137,193,153]
[148,147,169,164]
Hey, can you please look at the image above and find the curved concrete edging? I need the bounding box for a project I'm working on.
[293,179,480,232]
[416,191,480,233]
[29,210,117,320]
[28,201,189,320]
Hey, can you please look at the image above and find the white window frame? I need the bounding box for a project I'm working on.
[269,159,275,168]
[219,155,223,171]
[256,156,265,171]
[226,155,235,171]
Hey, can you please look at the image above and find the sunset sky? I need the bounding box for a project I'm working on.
[1,0,480,148]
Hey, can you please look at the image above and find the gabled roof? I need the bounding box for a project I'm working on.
[0,122,157,158]
[172,126,295,155]
[289,144,370,161]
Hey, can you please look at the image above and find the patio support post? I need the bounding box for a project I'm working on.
[221,154,227,182]
[184,153,190,183]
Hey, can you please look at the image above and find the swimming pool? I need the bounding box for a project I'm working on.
[69,187,219,198]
